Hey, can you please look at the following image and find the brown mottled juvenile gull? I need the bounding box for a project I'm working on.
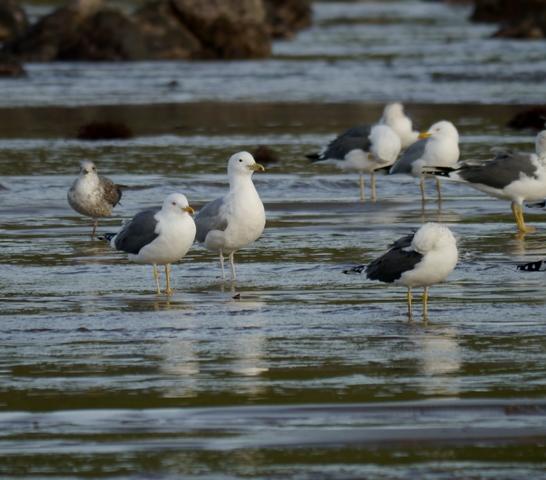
[67,160,122,238]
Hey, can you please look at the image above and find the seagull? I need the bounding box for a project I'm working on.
[306,102,418,202]
[379,102,419,149]
[195,151,265,281]
[423,130,546,234]
[102,193,196,295]
[344,223,458,320]
[389,121,460,204]
[67,160,123,238]
[307,124,401,202]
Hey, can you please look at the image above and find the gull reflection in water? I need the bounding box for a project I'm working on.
[417,327,462,396]
[161,338,200,398]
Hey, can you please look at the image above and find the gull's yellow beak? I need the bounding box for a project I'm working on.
[183,205,195,215]
[418,131,432,140]
[249,162,265,172]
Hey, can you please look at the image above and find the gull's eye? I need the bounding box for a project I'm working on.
[239,158,243,162]
[172,201,176,206]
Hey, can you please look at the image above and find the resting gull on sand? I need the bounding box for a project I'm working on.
[344,223,458,320]
[195,151,265,281]
[67,160,123,238]
[102,193,196,295]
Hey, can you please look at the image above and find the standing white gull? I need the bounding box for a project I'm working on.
[390,121,460,204]
[103,193,196,295]
[379,102,419,149]
[307,124,401,202]
[306,102,418,201]
[424,130,546,234]
[67,160,123,238]
[345,223,458,320]
[195,151,265,281]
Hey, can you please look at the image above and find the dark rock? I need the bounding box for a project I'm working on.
[134,0,201,59]
[170,0,271,58]
[0,0,28,43]
[263,0,311,39]
[8,0,106,61]
[77,121,133,140]
[507,107,546,131]
[60,9,151,61]
[471,0,546,39]
[7,0,312,61]
[0,52,25,77]
[252,145,280,165]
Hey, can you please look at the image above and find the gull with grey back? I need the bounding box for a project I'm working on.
[423,130,546,234]
[67,160,123,238]
[195,151,266,281]
[390,121,460,204]
[306,102,416,201]
[102,193,196,295]
[345,223,458,320]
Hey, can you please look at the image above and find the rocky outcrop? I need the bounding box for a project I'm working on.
[0,0,28,43]
[507,107,546,131]
[5,0,311,61]
[471,0,546,39]
[0,52,25,77]
[263,0,311,39]
[169,0,271,58]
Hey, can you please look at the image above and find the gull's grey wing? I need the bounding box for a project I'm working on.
[99,175,122,207]
[114,208,160,254]
[459,151,537,189]
[366,233,422,283]
[389,138,428,174]
[313,125,372,161]
[195,197,229,243]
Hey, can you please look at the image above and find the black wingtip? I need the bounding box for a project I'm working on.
[343,264,366,275]
[526,201,546,209]
[517,260,545,272]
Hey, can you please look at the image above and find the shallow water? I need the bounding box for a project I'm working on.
[1,1,546,478]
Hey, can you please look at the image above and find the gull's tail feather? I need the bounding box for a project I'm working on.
[97,232,116,242]
[306,152,322,162]
[517,260,546,272]
[422,166,457,177]
[343,264,366,274]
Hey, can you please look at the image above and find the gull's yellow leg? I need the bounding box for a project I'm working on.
[512,202,536,234]
[153,264,161,295]
[91,219,98,239]
[359,173,365,202]
[419,176,426,205]
[165,264,173,295]
[407,287,413,321]
[423,286,429,322]
[435,177,442,204]
[219,251,225,280]
[371,172,377,203]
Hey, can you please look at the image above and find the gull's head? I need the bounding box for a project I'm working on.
[227,151,265,176]
[419,121,459,142]
[163,193,194,216]
[383,102,404,119]
[79,160,97,175]
[412,223,457,254]
[536,130,546,157]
